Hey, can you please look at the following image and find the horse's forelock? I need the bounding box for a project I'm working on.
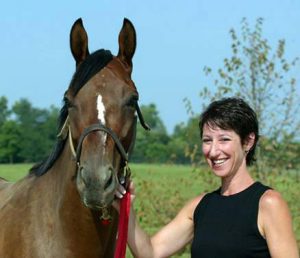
[69,49,113,96]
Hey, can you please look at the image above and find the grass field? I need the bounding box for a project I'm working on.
[0,163,299,256]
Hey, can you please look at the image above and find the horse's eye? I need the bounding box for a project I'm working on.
[126,95,138,108]
[64,96,74,108]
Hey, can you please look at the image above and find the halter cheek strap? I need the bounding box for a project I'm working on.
[57,116,77,160]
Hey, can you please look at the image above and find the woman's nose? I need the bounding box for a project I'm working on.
[209,141,220,157]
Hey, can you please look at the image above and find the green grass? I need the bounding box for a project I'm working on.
[0,163,299,257]
[0,163,32,181]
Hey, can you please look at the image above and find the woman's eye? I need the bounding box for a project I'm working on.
[220,138,231,142]
[202,138,211,143]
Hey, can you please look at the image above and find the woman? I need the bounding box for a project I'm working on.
[115,97,299,258]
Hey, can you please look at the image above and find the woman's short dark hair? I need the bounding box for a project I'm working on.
[199,97,259,166]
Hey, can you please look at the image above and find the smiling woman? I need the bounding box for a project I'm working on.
[200,98,258,180]
[114,97,299,258]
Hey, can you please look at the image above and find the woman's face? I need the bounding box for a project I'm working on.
[201,124,247,179]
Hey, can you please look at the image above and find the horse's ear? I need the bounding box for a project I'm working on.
[70,18,90,66]
[117,18,136,70]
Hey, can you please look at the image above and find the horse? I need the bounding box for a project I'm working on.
[0,18,149,258]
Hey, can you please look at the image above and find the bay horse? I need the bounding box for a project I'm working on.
[0,18,149,258]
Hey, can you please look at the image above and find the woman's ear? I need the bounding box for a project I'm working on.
[244,133,255,152]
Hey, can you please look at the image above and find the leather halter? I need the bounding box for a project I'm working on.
[57,102,149,172]
[57,102,149,222]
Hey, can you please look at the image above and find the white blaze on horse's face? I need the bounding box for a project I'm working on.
[96,94,107,145]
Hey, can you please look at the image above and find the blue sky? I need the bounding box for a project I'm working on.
[1,0,300,133]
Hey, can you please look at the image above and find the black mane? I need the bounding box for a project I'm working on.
[30,49,113,176]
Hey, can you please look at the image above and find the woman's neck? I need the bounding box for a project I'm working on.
[220,170,254,196]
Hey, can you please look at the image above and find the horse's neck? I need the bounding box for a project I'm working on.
[46,142,87,217]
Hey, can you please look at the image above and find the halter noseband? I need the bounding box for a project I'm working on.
[75,122,131,164]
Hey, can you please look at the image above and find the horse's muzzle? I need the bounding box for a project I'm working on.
[76,165,117,210]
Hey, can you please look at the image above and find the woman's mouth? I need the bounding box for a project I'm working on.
[212,158,227,167]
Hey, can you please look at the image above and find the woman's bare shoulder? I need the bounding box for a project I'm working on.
[182,193,207,220]
[190,193,207,206]
[260,189,287,211]
[259,188,291,226]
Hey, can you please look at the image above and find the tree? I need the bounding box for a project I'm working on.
[138,103,168,134]
[131,103,170,163]
[189,18,300,173]
[0,120,21,163]
[11,98,59,162]
[0,96,10,127]
[169,117,202,164]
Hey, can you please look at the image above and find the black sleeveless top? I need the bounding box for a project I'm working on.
[191,182,271,258]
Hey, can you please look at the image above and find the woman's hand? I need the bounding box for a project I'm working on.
[113,180,136,213]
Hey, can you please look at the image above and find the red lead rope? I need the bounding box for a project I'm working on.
[114,191,131,258]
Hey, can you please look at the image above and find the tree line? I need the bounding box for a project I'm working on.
[1,95,300,171]
[0,97,196,164]
[0,97,59,163]
[1,18,300,173]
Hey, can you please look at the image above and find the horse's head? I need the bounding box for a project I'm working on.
[60,18,146,210]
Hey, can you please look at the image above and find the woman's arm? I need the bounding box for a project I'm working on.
[115,181,204,258]
[259,190,299,258]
